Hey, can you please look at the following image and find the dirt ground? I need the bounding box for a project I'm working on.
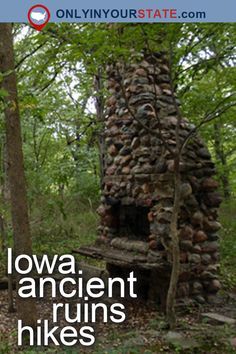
[0,283,236,354]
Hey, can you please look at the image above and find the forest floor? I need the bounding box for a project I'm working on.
[0,286,236,353]
[0,199,236,353]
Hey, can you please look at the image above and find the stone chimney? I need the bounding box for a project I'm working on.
[85,51,222,305]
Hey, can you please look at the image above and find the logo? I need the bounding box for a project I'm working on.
[28,4,50,31]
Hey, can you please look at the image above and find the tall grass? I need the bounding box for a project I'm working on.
[30,194,99,256]
[219,199,236,289]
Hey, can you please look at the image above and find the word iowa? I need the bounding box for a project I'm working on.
[7,248,75,275]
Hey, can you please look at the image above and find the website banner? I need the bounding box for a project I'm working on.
[1,0,236,23]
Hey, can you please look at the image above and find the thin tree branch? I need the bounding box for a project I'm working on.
[15,41,47,69]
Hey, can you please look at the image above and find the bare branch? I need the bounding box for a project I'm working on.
[180,95,236,153]
[15,41,47,69]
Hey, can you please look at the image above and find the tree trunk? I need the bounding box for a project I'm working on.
[213,123,231,199]
[94,69,106,188]
[0,23,37,327]
[165,51,181,329]
[0,215,6,252]
[166,156,181,328]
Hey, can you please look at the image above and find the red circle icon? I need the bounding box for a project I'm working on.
[28,4,50,31]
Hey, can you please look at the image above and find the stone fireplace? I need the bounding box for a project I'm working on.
[77,51,222,305]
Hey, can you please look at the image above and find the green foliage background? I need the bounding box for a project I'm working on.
[0,23,235,287]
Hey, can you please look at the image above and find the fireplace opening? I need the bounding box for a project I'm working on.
[118,205,150,240]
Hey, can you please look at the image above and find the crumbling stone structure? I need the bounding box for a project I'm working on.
[79,52,222,305]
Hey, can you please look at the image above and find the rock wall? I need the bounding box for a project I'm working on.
[97,52,222,303]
